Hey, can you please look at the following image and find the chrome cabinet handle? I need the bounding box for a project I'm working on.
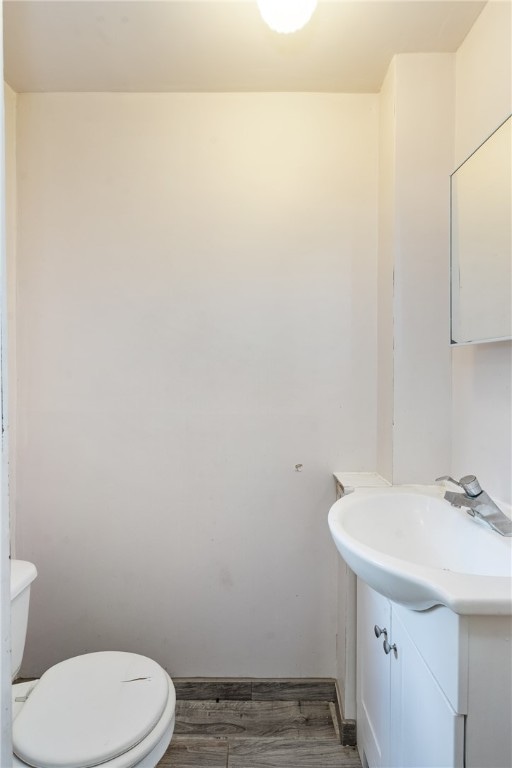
[374,625,388,639]
[383,639,398,656]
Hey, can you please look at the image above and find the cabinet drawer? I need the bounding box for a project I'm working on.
[393,602,468,713]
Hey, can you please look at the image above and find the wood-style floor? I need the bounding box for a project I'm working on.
[158,699,362,767]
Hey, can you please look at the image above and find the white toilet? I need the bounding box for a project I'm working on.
[11,560,176,768]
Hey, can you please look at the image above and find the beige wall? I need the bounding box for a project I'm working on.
[4,84,17,548]
[15,92,379,677]
[375,1,511,498]
[452,1,512,503]
[376,54,453,485]
[1,51,15,765]
[376,60,396,482]
[392,54,453,484]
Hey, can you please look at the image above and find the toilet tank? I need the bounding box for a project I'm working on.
[11,560,37,679]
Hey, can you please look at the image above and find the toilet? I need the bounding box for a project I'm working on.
[11,560,176,768]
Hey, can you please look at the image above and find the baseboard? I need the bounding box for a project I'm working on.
[173,677,336,702]
[333,680,357,747]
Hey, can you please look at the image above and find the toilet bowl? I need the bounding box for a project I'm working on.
[11,562,176,768]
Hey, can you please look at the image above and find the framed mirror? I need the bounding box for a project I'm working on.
[450,115,511,345]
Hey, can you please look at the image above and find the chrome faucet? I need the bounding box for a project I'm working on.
[436,474,512,536]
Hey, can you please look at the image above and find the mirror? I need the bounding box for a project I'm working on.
[450,115,511,345]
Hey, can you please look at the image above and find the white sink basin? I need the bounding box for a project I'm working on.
[328,485,512,614]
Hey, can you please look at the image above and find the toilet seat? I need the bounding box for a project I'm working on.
[12,652,176,768]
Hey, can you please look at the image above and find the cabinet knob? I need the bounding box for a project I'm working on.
[374,625,388,639]
[383,639,398,656]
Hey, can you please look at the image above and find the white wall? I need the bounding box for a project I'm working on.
[4,84,16,550]
[452,1,512,503]
[1,18,14,759]
[376,59,396,482]
[376,54,453,485]
[15,92,378,677]
[392,54,453,484]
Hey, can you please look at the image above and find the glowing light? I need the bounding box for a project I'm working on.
[257,0,318,34]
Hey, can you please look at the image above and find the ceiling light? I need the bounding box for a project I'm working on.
[257,0,318,34]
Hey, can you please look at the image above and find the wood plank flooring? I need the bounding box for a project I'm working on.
[158,699,361,767]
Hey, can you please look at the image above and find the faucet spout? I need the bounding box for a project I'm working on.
[437,476,512,537]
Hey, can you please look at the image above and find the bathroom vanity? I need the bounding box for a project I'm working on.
[357,580,512,768]
[328,484,512,768]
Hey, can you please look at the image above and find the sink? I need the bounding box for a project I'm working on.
[328,485,512,614]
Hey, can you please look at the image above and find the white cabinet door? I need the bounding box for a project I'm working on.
[390,609,464,768]
[357,581,391,768]
[357,582,465,768]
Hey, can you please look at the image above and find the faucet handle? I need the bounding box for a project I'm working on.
[436,475,462,487]
[458,475,482,497]
[436,474,482,497]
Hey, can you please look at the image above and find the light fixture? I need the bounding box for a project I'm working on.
[257,0,318,34]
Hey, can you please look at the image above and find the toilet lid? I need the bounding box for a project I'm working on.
[12,651,170,768]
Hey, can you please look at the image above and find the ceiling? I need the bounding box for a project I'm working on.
[3,0,485,93]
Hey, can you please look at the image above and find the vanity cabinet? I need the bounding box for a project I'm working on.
[357,580,511,768]
[388,609,463,768]
[357,581,392,767]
